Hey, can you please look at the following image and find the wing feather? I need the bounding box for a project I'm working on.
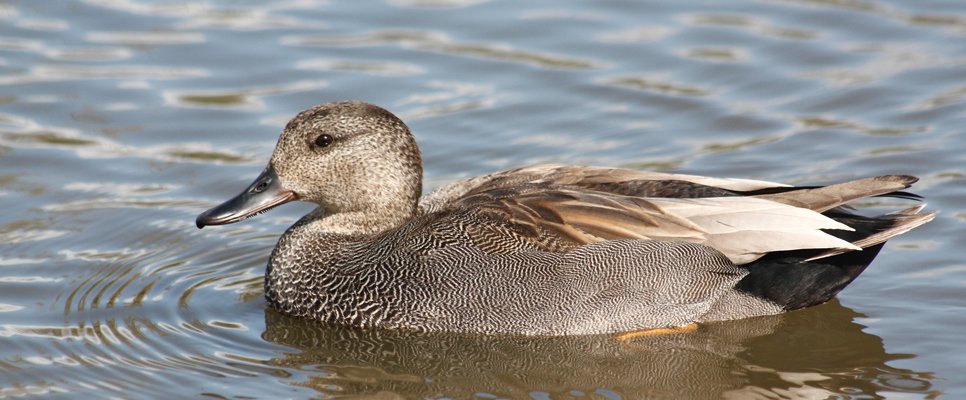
[468,189,857,264]
[426,166,921,265]
[754,175,918,212]
[419,164,789,214]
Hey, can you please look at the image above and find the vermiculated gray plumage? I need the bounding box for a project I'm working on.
[197,100,936,336]
[266,206,782,335]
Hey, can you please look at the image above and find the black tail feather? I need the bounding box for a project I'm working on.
[739,186,923,201]
[734,201,934,311]
[735,243,884,311]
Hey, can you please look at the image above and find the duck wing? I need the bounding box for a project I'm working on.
[455,188,858,264]
[752,175,919,212]
[418,164,788,215]
[426,166,932,264]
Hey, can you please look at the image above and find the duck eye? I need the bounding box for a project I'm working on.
[314,134,333,148]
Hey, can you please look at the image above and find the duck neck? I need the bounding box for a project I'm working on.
[264,208,369,322]
[264,199,423,316]
[320,194,419,236]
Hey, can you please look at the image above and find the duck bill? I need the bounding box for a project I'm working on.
[196,167,296,229]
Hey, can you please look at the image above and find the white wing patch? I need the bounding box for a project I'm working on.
[648,197,860,264]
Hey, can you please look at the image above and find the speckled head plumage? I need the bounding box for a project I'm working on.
[270,101,423,230]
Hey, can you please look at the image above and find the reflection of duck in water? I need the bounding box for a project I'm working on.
[196,101,935,335]
[261,301,938,400]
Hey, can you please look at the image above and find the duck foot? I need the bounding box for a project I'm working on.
[615,322,698,340]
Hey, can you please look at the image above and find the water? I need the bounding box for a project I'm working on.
[1,0,964,398]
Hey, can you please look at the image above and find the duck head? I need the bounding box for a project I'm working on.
[196,101,423,233]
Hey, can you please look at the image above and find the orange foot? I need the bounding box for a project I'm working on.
[615,323,698,340]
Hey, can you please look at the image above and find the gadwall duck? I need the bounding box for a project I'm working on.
[196,100,936,336]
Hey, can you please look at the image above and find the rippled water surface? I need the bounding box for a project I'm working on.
[1,0,964,398]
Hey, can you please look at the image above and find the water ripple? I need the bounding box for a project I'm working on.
[15,18,69,32]
[175,9,328,31]
[597,75,714,97]
[512,134,625,152]
[85,31,206,45]
[910,86,966,111]
[685,132,788,155]
[0,65,209,85]
[63,182,178,196]
[296,58,425,76]
[43,198,202,213]
[0,382,69,397]
[0,228,67,244]
[284,30,604,69]
[0,321,275,379]
[0,206,279,395]
[79,0,210,18]
[861,145,933,156]
[618,131,790,172]
[82,0,330,20]
[804,44,965,87]
[901,266,966,279]
[390,80,502,120]
[0,4,19,19]
[774,0,966,35]
[678,47,749,62]
[51,216,269,316]
[517,9,606,21]
[682,13,821,40]
[0,37,45,52]
[44,47,133,62]
[597,26,676,43]
[389,0,494,8]
[787,115,930,136]
[163,80,328,110]
[0,114,259,164]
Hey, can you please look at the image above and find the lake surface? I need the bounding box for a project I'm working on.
[1,0,964,398]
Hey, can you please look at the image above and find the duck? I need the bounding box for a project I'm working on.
[196,100,936,336]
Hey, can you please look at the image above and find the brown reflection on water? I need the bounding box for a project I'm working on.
[681,13,822,41]
[597,75,714,97]
[0,65,209,85]
[0,115,261,164]
[260,300,938,399]
[284,30,604,70]
[162,80,328,110]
